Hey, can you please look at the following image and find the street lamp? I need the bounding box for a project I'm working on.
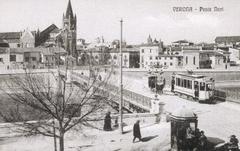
[119,19,123,134]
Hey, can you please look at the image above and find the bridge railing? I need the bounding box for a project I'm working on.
[70,70,152,110]
[214,88,240,104]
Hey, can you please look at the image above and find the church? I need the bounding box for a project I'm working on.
[0,0,78,58]
[35,0,77,58]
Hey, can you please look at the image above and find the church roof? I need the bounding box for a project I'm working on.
[40,24,59,37]
[36,24,59,46]
[66,0,74,19]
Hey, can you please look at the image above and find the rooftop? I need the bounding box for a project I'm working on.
[215,36,240,43]
[0,32,21,40]
[171,106,196,118]
[172,40,193,44]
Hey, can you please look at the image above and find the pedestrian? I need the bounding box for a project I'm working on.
[133,120,142,143]
[186,127,194,150]
[103,111,112,131]
[194,88,198,101]
[113,116,118,128]
[171,77,175,92]
[198,131,207,151]
[228,135,239,151]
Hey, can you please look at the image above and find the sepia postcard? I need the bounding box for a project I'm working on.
[0,0,240,151]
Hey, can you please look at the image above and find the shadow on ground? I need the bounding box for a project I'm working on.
[141,135,158,142]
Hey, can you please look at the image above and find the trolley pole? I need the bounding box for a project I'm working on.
[119,19,123,134]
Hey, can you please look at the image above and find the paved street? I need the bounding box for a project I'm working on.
[109,71,240,142]
[71,69,240,142]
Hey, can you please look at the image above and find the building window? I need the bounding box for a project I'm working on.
[25,57,29,62]
[113,55,117,59]
[170,57,173,60]
[186,56,188,64]
[155,56,158,60]
[142,49,144,53]
[10,55,16,62]
[17,44,20,47]
[165,57,167,60]
[95,55,98,59]
[150,49,152,53]
[141,56,144,63]
[164,62,166,65]
[150,56,152,60]
[32,57,36,61]
[170,62,173,66]
[0,58,3,62]
[159,57,161,60]
[193,56,196,65]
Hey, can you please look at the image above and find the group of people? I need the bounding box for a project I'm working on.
[103,112,142,143]
[225,135,239,151]
[178,126,208,151]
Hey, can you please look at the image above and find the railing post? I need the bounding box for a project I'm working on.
[150,95,165,123]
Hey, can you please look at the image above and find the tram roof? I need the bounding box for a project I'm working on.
[175,73,205,79]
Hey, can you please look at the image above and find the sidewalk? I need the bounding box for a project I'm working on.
[0,119,171,151]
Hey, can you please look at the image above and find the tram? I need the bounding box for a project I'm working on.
[172,73,215,102]
[143,70,165,94]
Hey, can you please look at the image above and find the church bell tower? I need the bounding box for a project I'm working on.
[62,0,77,57]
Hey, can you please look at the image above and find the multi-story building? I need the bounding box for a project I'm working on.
[182,46,227,69]
[182,47,200,69]
[228,47,240,65]
[109,47,140,68]
[215,36,240,48]
[140,44,163,69]
[0,47,24,70]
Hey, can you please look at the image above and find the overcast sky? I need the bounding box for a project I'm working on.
[0,0,240,44]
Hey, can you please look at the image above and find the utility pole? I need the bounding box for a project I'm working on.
[119,19,123,134]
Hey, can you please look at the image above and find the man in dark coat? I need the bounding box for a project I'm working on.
[103,112,112,131]
[171,77,175,92]
[133,120,142,143]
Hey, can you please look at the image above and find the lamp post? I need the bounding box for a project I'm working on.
[119,19,123,134]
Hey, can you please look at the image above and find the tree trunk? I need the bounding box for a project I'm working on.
[59,131,64,151]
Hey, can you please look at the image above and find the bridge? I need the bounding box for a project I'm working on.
[63,70,153,113]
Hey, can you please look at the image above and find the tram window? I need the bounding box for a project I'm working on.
[187,80,192,89]
[181,79,184,87]
[190,81,192,89]
[200,82,205,90]
[177,78,180,86]
[184,79,187,88]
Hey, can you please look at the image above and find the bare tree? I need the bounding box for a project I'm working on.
[0,64,114,151]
